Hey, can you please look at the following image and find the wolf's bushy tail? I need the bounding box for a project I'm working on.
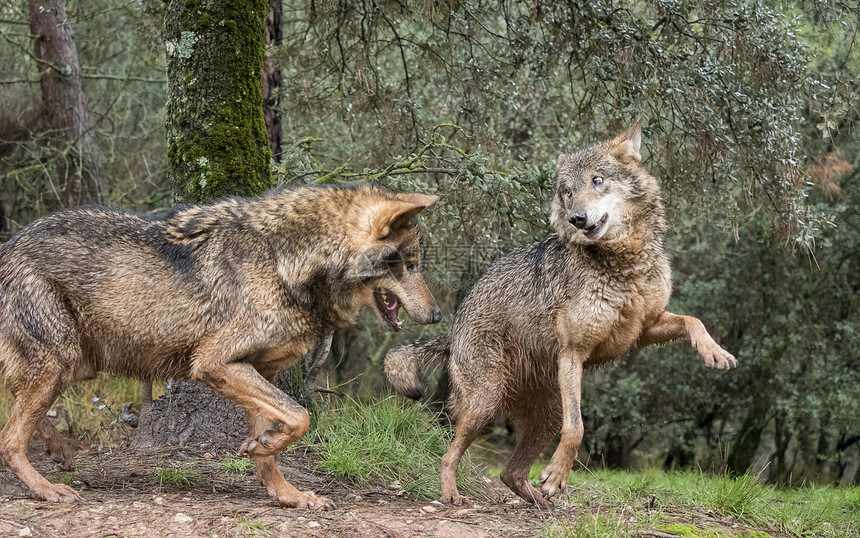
[383,334,450,400]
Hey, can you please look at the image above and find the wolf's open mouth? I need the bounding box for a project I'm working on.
[374,287,403,332]
[584,213,609,238]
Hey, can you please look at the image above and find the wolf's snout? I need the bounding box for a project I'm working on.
[415,303,442,325]
[569,210,588,229]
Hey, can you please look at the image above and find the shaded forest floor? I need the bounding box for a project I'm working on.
[0,444,796,537]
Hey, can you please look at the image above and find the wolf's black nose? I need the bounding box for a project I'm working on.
[431,306,442,323]
[569,210,588,229]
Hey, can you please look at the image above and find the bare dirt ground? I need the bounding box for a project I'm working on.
[0,443,776,537]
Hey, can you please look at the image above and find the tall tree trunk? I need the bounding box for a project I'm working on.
[27,0,104,206]
[164,0,272,203]
[263,0,283,161]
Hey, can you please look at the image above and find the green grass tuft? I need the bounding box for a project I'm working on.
[543,513,630,537]
[220,454,254,475]
[149,462,202,488]
[703,470,769,522]
[305,395,489,500]
[235,520,272,535]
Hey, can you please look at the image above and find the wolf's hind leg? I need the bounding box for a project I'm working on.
[0,370,80,502]
[502,403,560,507]
[196,360,334,510]
[441,349,505,505]
[38,416,76,471]
[637,311,738,370]
[440,411,490,506]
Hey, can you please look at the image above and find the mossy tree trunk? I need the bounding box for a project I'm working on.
[164,0,272,203]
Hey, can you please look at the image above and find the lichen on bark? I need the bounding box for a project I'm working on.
[165,0,272,203]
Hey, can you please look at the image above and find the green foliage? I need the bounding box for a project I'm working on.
[0,0,170,228]
[276,0,831,243]
[305,395,489,500]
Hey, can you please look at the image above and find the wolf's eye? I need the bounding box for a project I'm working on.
[564,188,572,198]
[592,176,604,186]
[384,250,403,267]
[406,263,416,273]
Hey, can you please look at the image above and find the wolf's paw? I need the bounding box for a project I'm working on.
[46,440,76,471]
[441,492,472,506]
[696,339,738,370]
[240,433,282,458]
[273,489,335,510]
[33,482,81,503]
[538,462,570,500]
[514,484,553,507]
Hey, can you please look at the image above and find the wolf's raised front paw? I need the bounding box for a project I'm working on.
[273,489,335,510]
[696,339,738,370]
[33,482,81,503]
[538,461,570,500]
[240,432,281,458]
[239,437,260,456]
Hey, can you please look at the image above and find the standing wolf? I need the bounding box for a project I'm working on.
[385,120,737,506]
[0,184,441,509]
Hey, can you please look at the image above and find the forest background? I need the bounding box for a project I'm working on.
[0,0,859,490]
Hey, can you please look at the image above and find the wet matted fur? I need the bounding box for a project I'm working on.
[385,120,737,506]
[0,184,441,508]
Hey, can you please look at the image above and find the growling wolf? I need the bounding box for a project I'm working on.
[0,184,441,509]
[385,120,737,506]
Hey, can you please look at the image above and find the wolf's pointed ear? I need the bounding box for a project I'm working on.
[556,153,568,169]
[373,193,439,240]
[611,117,642,163]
